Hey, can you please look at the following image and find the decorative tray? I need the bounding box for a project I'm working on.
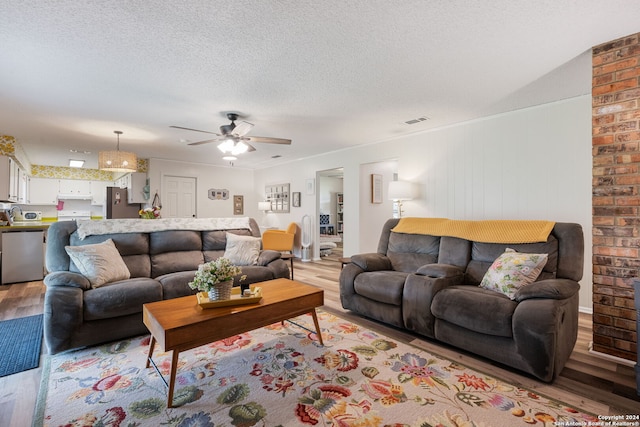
[197,286,263,309]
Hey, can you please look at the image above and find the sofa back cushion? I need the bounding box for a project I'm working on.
[387,232,439,272]
[70,232,151,278]
[464,236,559,285]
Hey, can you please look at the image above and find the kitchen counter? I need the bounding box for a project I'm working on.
[0,221,53,231]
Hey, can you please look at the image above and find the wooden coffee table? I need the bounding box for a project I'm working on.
[142,278,324,407]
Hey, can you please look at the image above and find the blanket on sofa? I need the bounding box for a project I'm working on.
[75,217,251,239]
[391,217,555,243]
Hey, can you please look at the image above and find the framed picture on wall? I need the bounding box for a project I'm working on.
[305,178,315,195]
[292,191,301,207]
[371,174,383,204]
[265,183,290,213]
[233,195,244,215]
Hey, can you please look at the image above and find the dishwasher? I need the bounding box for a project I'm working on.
[1,230,45,284]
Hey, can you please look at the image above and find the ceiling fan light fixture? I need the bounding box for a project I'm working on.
[232,141,249,155]
[217,139,236,154]
[217,139,249,156]
[222,155,237,161]
[99,131,137,173]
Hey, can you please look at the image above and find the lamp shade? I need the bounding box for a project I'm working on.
[98,150,137,172]
[388,180,415,201]
[258,201,272,211]
[99,130,138,173]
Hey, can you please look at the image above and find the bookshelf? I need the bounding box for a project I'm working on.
[336,192,344,235]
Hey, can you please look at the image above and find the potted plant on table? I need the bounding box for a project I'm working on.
[188,257,246,301]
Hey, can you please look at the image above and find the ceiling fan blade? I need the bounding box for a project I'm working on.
[171,125,220,136]
[232,121,254,137]
[245,136,292,145]
[246,142,257,152]
[188,138,220,146]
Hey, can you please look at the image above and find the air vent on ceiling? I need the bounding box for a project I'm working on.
[404,116,430,125]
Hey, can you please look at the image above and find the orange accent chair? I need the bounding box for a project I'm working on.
[262,222,297,253]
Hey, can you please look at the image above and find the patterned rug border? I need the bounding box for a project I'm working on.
[32,307,599,426]
[319,306,600,418]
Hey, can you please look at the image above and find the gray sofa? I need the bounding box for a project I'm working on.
[340,218,584,382]
[44,218,290,354]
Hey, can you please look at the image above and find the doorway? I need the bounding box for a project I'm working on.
[162,175,197,218]
[317,168,343,261]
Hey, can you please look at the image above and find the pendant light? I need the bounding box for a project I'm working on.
[98,130,138,172]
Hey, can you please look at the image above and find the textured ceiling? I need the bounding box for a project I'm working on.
[1,1,639,170]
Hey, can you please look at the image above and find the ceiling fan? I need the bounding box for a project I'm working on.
[171,113,291,156]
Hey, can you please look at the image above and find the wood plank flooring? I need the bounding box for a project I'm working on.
[1,250,638,427]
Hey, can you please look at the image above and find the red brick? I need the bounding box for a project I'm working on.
[592,78,638,95]
[592,246,638,257]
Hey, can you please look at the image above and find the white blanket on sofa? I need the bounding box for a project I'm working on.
[75,217,251,240]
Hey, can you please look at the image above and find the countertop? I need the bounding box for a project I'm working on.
[0,221,53,231]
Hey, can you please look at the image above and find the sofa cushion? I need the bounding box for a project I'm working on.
[465,236,558,285]
[202,229,253,251]
[354,271,408,306]
[157,271,198,300]
[479,248,548,299]
[387,232,439,272]
[83,277,162,321]
[224,232,261,265]
[65,239,131,288]
[431,286,517,337]
[235,265,276,283]
[151,251,204,278]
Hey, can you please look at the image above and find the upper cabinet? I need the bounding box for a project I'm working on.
[90,180,111,205]
[58,178,91,196]
[27,177,59,205]
[115,172,147,204]
[0,155,24,202]
[27,178,115,205]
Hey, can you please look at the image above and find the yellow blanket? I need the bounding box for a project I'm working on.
[391,217,555,243]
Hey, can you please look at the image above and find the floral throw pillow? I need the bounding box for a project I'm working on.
[479,248,548,299]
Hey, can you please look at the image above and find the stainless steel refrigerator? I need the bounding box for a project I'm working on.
[105,187,141,219]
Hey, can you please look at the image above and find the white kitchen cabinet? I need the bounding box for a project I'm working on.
[127,172,148,203]
[59,179,91,195]
[17,166,28,203]
[27,177,60,205]
[0,155,20,202]
[90,180,111,205]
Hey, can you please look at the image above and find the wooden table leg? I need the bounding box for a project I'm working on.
[146,336,156,368]
[310,309,324,345]
[167,350,180,408]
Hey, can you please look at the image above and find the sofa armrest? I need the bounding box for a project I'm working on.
[416,264,464,279]
[44,271,91,290]
[513,279,580,302]
[257,250,282,266]
[350,253,392,271]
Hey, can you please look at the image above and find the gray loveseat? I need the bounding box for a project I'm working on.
[44,218,289,354]
[340,218,584,382]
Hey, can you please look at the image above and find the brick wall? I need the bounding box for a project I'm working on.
[592,32,640,361]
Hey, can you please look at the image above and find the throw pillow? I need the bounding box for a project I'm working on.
[479,248,548,299]
[65,239,131,288]
[223,232,261,266]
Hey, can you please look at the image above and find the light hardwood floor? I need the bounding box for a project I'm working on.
[1,251,638,427]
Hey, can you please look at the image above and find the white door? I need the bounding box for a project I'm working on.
[162,175,196,218]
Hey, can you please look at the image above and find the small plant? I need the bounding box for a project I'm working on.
[188,257,246,292]
[139,206,161,219]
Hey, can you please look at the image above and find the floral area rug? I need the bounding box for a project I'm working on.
[34,310,600,426]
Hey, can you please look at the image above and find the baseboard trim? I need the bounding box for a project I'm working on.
[587,342,636,367]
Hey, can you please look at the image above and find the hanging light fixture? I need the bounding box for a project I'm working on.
[98,130,138,172]
[217,138,249,156]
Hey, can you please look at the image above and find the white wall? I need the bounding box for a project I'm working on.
[254,95,593,310]
[359,160,398,252]
[148,158,257,219]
